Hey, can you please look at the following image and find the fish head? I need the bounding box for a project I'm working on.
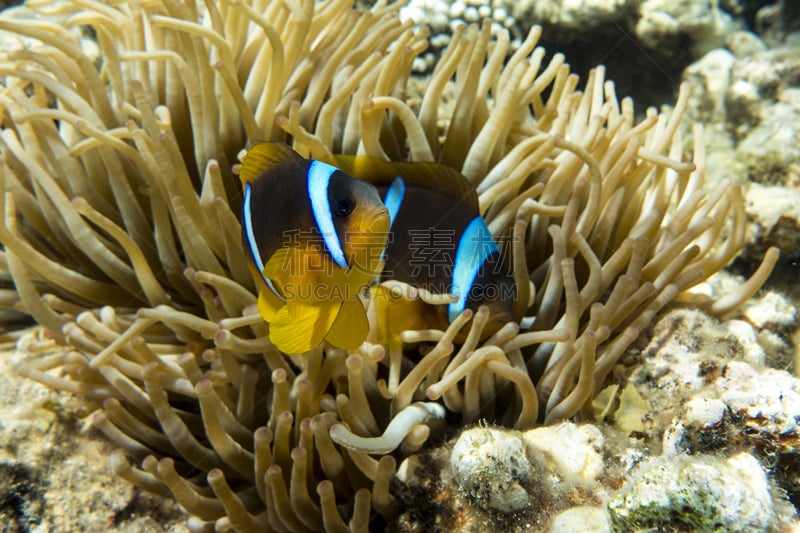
[328,177,390,280]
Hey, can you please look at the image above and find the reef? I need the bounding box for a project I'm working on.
[0,0,792,531]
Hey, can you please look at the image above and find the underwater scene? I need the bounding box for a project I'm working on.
[0,0,798,531]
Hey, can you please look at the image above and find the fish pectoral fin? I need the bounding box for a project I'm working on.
[247,257,284,322]
[269,298,343,354]
[262,246,292,284]
[263,245,331,290]
[325,297,369,350]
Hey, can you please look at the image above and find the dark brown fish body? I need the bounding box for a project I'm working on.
[377,182,516,328]
[327,154,517,332]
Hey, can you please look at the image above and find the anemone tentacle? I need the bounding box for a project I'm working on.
[0,0,778,530]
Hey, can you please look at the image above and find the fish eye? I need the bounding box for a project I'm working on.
[333,194,355,217]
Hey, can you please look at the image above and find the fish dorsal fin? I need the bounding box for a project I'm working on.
[328,155,479,211]
[239,142,304,185]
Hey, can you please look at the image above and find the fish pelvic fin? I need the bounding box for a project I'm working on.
[325,297,369,350]
[371,284,447,346]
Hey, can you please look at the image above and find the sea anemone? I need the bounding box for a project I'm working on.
[0,0,779,530]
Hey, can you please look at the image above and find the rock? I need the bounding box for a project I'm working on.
[684,397,728,428]
[736,95,800,185]
[0,339,187,532]
[684,48,736,123]
[512,0,633,32]
[725,319,767,367]
[449,427,532,512]
[550,505,611,533]
[725,46,800,138]
[756,329,795,369]
[523,422,605,486]
[637,0,737,58]
[401,289,800,531]
[742,290,798,332]
[680,42,764,196]
[628,307,797,433]
[717,361,800,435]
[612,384,650,434]
[609,452,778,532]
[633,309,733,399]
[726,30,768,56]
[754,2,800,47]
[743,183,800,262]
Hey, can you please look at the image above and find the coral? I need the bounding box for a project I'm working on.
[402,0,737,109]
[399,0,519,73]
[0,0,779,530]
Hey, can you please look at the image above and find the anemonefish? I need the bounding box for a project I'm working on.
[239,143,390,354]
[327,155,517,341]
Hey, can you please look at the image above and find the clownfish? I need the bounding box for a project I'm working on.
[239,143,390,354]
[327,156,517,341]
